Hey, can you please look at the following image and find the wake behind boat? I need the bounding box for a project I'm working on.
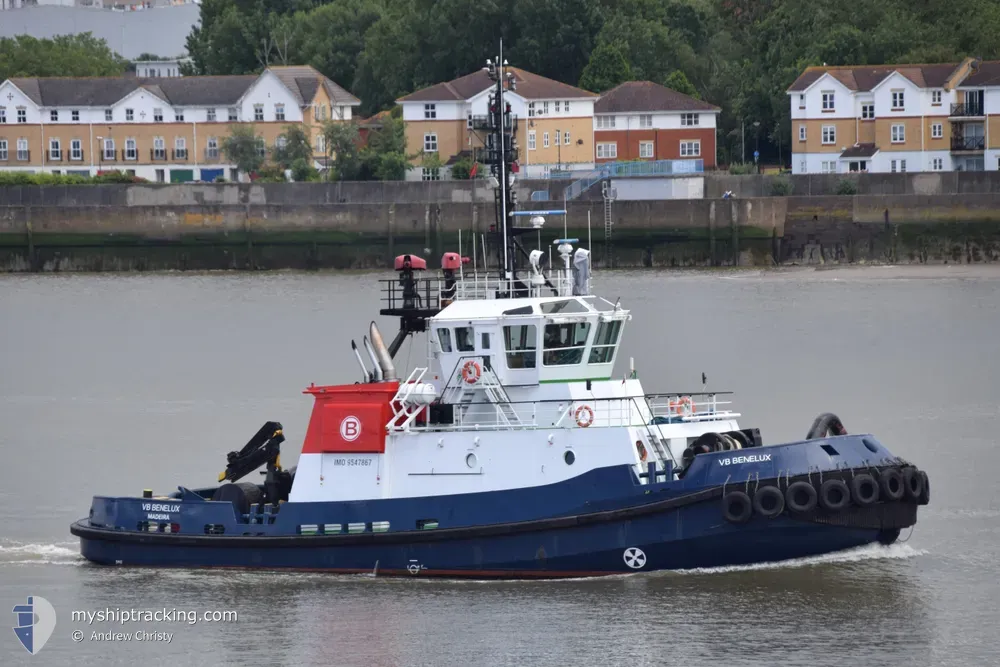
[70,48,929,578]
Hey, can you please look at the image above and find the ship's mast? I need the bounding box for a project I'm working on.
[485,42,520,296]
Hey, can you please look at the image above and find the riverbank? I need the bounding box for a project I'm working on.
[2,184,1000,270]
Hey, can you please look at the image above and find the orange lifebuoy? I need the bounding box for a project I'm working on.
[669,396,694,416]
[461,360,481,384]
[636,440,648,462]
[575,405,594,428]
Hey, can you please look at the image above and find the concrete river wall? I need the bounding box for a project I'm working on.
[1,183,1000,271]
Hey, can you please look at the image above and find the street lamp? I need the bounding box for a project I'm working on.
[753,121,761,172]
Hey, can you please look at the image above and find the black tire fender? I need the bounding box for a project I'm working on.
[903,467,925,502]
[917,470,930,506]
[819,479,851,511]
[752,485,785,519]
[785,481,819,513]
[722,491,753,524]
[851,473,880,506]
[879,468,905,501]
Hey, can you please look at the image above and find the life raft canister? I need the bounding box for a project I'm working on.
[575,405,594,428]
[461,360,481,384]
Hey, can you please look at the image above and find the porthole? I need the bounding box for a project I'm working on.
[564,450,576,465]
[466,453,478,468]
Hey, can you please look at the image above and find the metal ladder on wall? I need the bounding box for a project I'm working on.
[602,180,616,268]
[442,358,522,428]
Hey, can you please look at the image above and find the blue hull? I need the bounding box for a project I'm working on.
[70,434,926,578]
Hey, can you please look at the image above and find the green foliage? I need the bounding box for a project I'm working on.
[360,114,410,180]
[273,124,313,170]
[0,171,146,186]
[663,70,699,99]
[578,41,632,93]
[254,164,288,182]
[322,121,362,181]
[291,158,321,182]
[0,33,127,82]
[769,176,793,196]
[450,157,483,180]
[221,125,266,177]
[835,178,859,195]
[727,162,757,175]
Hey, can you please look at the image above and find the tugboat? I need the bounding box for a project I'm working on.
[70,49,930,578]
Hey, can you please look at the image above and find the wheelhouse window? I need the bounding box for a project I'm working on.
[454,327,474,352]
[436,328,453,353]
[503,325,537,369]
[542,322,591,366]
[589,320,622,364]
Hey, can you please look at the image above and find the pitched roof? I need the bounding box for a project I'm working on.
[398,67,596,103]
[787,63,961,92]
[3,66,359,108]
[962,61,1000,87]
[594,81,719,113]
[840,143,879,159]
[267,66,360,106]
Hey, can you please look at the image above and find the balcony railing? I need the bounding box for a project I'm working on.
[102,150,118,162]
[17,150,30,162]
[172,149,188,160]
[204,149,220,162]
[150,149,167,161]
[951,136,986,151]
[950,103,984,117]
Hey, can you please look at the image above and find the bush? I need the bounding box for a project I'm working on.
[0,170,147,186]
[290,158,320,182]
[835,178,858,195]
[768,176,793,196]
[728,162,757,175]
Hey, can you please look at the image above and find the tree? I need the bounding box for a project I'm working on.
[359,113,410,180]
[0,33,127,82]
[321,121,362,181]
[221,125,265,178]
[578,41,632,93]
[663,70,700,99]
[272,124,313,170]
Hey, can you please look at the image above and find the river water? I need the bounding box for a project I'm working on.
[1,266,998,666]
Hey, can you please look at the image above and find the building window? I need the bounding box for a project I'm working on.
[528,130,536,150]
[49,138,61,160]
[543,101,549,115]
[105,109,113,122]
[153,108,163,122]
[680,113,698,126]
[553,131,559,146]
[890,159,907,173]
[275,136,287,151]
[153,136,165,160]
[798,125,806,141]
[891,90,904,109]
[207,108,216,122]
[175,111,185,122]
[554,101,561,113]
[563,130,570,145]
[255,138,266,158]
[275,104,285,121]
[596,142,617,159]
[103,138,115,160]
[206,137,219,159]
[596,115,615,129]
[175,137,187,159]
[421,167,441,181]
[503,324,537,369]
[528,102,536,117]
[424,104,436,119]
[0,107,5,124]
[253,104,264,121]
[932,90,942,105]
[891,124,905,143]
[228,108,238,122]
[17,138,28,160]
[0,139,7,161]
[70,139,82,160]
[639,141,654,158]
[862,104,874,120]
[50,110,59,122]
[543,132,549,148]
[821,125,836,144]
[680,140,700,156]
[932,157,943,171]
[931,123,943,139]
[125,138,137,161]
[155,169,165,183]
[798,94,805,108]
[821,161,836,174]
[564,101,570,113]
[17,108,26,124]
[639,114,653,128]
[72,110,80,122]
[315,134,325,154]
[423,133,437,152]
[124,108,134,122]
[821,91,835,111]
